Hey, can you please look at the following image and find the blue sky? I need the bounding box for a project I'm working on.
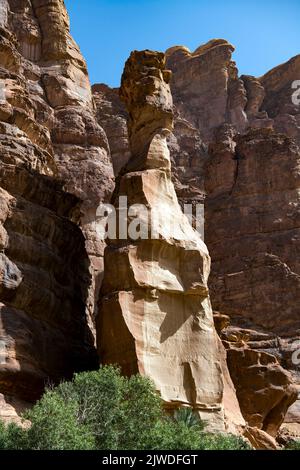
[65,0,300,88]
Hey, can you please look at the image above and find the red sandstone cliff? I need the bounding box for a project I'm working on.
[0,0,113,421]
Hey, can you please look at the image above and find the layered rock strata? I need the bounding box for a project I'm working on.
[0,0,109,414]
[206,126,300,434]
[4,0,114,328]
[165,40,248,142]
[214,313,297,437]
[165,39,300,145]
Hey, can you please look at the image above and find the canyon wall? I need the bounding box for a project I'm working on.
[0,0,114,420]
[167,40,300,438]
[1,0,300,445]
[7,0,114,327]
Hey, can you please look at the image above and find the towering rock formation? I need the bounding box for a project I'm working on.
[5,0,114,327]
[93,80,208,227]
[164,41,300,436]
[93,39,252,217]
[92,40,300,437]
[165,40,248,142]
[97,50,238,430]
[0,0,113,419]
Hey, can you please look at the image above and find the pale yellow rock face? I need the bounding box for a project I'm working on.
[0,394,29,426]
[243,426,279,450]
[97,50,241,430]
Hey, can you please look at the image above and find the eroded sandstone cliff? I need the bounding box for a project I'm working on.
[7,0,114,326]
[0,0,114,420]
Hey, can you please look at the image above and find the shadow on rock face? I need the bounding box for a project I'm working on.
[0,166,98,404]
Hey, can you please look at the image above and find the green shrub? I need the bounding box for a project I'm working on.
[285,440,300,450]
[147,418,206,450]
[173,408,206,430]
[0,420,29,450]
[199,432,251,450]
[56,366,126,449]
[25,392,95,450]
[56,367,163,450]
[0,366,251,451]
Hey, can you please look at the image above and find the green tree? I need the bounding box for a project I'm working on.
[0,366,252,451]
[57,366,125,449]
[25,392,95,450]
[56,367,163,449]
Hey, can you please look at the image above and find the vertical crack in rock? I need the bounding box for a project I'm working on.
[229,149,243,195]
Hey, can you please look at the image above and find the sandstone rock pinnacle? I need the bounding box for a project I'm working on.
[97,50,229,429]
